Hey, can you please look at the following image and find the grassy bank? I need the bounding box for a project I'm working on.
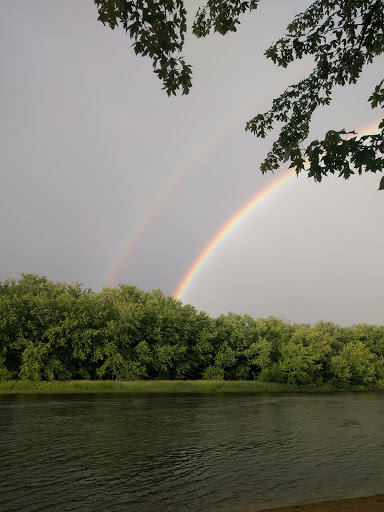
[0,380,381,394]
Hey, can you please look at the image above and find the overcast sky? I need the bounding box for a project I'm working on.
[1,0,383,326]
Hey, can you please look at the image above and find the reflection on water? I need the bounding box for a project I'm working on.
[0,392,383,512]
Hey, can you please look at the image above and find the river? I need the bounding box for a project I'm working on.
[0,392,383,512]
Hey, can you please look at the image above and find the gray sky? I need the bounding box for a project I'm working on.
[1,0,383,326]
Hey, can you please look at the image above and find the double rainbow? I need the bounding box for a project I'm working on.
[101,65,313,289]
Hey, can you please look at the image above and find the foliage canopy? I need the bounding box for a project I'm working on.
[1,274,384,386]
[94,0,384,188]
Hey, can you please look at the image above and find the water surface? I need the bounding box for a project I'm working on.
[0,392,383,512]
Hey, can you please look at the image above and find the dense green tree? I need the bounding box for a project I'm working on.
[175,307,216,379]
[136,290,190,379]
[255,317,291,360]
[94,0,384,188]
[245,338,273,377]
[279,336,322,386]
[213,313,258,379]
[1,275,383,386]
[345,323,384,359]
[202,364,225,380]
[310,321,346,381]
[95,297,145,380]
[330,340,378,386]
[0,275,70,379]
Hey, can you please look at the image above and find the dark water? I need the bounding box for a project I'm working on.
[0,393,383,512]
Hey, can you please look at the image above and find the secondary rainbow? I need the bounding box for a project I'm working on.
[101,91,274,289]
[174,121,382,301]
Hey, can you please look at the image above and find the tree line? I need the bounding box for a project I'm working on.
[0,274,383,387]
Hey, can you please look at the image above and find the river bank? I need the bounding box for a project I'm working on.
[260,494,384,511]
[0,379,382,393]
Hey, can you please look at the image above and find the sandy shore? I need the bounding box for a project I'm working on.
[260,494,384,512]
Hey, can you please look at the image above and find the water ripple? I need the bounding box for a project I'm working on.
[0,392,383,512]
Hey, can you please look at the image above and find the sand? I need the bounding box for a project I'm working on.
[259,494,384,512]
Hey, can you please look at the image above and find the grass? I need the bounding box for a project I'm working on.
[0,380,295,394]
[0,380,380,394]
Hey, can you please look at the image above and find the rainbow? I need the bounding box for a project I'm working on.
[101,64,314,289]
[102,117,247,288]
[173,169,296,300]
[173,121,382,301]
[102,94,272,288]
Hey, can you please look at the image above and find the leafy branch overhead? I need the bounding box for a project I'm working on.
[94,0,384,189]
